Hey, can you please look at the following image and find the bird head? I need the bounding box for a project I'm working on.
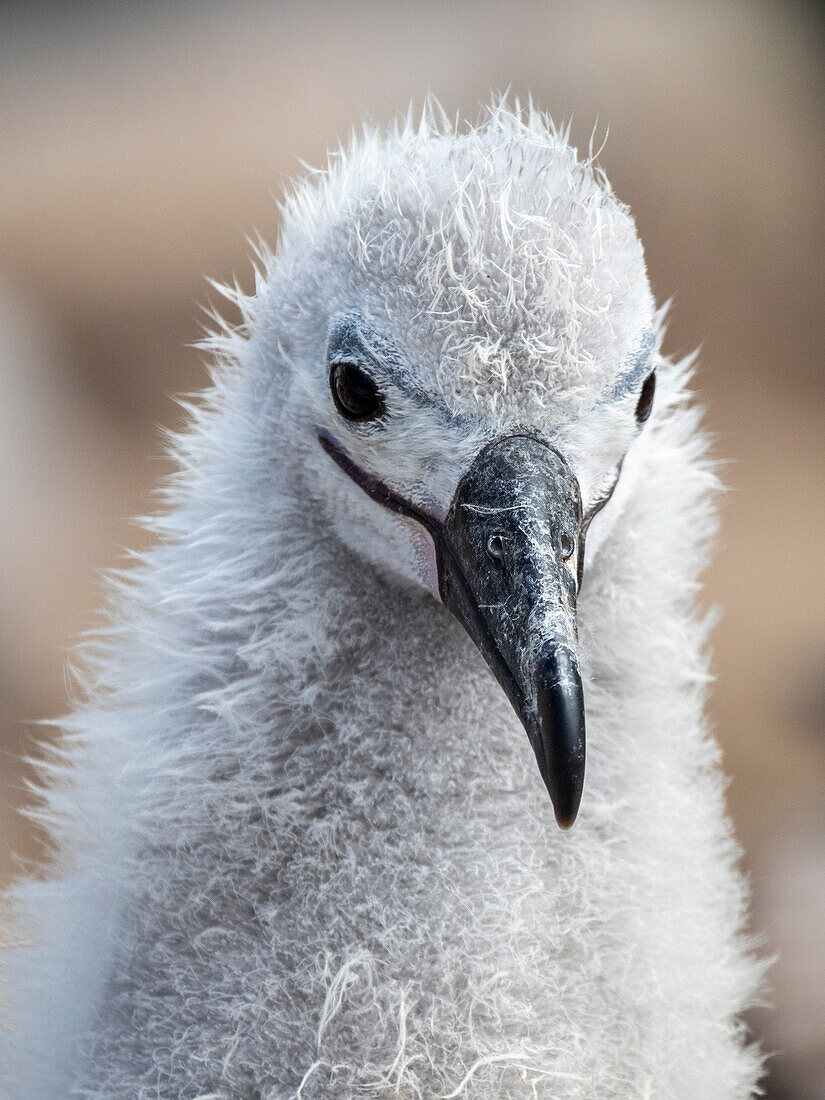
[248,103,659,828]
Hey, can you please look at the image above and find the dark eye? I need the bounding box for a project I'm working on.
[330,361,384,422]
[635,370,656,425]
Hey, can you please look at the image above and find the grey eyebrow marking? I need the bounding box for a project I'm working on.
[326,309,469,426]
[327,309,403,375]
[600,328,657,405]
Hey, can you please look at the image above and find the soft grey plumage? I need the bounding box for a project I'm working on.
[1,100,763,1098]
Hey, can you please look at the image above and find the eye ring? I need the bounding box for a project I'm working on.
[330,361,385,422]
[635,370,656,425]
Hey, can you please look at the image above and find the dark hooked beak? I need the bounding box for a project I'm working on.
[318,429,588,828]
[437,435,586,828]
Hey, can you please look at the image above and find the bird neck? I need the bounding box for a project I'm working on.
[15,423,762,1100]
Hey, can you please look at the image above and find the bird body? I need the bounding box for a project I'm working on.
[1,102,762,1098]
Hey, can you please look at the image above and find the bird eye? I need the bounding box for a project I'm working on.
[330,361,384,422]
[635,370,656,425]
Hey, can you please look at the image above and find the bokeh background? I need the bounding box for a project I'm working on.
[1,0,823,1094]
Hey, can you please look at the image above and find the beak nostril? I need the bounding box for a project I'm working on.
[559,532,575,561]
[486,533,505,563]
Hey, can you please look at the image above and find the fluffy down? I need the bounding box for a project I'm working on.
[1,99,764,1098]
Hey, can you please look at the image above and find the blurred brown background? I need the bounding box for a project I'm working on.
[1,1,823,1095]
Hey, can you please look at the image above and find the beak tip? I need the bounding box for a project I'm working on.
[534,647,586,831]
[552,797,581,831]
[541,762,583,829]
[534,743,584,829]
